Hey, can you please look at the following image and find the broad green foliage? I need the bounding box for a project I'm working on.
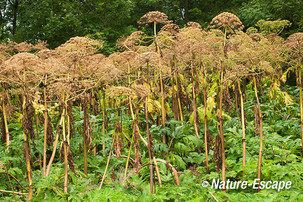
[0,82,302,201]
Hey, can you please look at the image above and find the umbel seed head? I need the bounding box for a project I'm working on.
[285,33,303,51]
[210,12,244,34]
[138,11,171,26]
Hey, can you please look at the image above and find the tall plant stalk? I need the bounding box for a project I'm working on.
[202,70,209,174]
[237,79,246,176]
[3,100,9,148]
[174,73,184,122]
[191,64,200,138]
[218,62,226,191]
[22,69,33,200]
[43,75,48,177]
[61,94,68,193]
[254,76,263,190]
[1,86,10,150]
[99,138,115,189]
[145,96,154,194]
[219,28,227,191]
[299,61,303,155]
[46,125,61,176]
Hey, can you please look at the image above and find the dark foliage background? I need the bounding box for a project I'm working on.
[1,0,302,53]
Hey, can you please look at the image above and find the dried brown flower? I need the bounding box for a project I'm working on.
[14,42,33,52]
[111,51,138,73]
[130,85,149,98]
[210,12,244,34]
[37,49,59,60]
[160,23,180,35]
[185,22,202,29]
[138,11,171,25]
[107,86,136,98]
[55,37,102,56]
[33,40,48,50]
[249,33,264,42]
[117,31,145,51]
[285,33,303,52]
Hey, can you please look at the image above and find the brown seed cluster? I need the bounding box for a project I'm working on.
[210,12,244,33]
[138,11,171,25]
[285,33,303,52]
[160,23,180,35]
[117,31,145,51]
[185,22,202,29]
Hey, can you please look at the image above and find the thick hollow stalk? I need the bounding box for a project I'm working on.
[174,73,184,123]
[299,64,303,155]
[202,74,209,174]
[219,63,226,191]
[46,122,61,176]
[22,70,32,201]
[102,89,107,156]
[160,74,166,129]
[191,66,200,138]
[219,28,227,192]
[127,62,135,120]
[43,75,48,177]
[237,79,246,177]
[3,102,9,148]
[124,136,133,181]
[254,76,263,190]
[83,134,88,175]
[137,129,162,186]
[124,108,139,181]
[83,98,88,176]
[23,130,32,200]
[62,96,68,193]
[171,72,178,120]
[145,96,154,194]
[99,140,114,189]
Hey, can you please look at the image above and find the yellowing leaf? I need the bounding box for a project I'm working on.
[282,92,293,104]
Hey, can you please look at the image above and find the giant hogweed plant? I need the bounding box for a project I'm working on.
[0,11,302,201]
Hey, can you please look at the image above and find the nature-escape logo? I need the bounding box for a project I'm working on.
[202,179,292,192]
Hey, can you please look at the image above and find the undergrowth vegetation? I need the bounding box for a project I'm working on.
[0,11,303,201]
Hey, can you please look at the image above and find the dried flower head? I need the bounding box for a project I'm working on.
[210,12,244,34]
[33,40,48,50]
[43,56,67,75]
[160,23,180,35]
[48,77,79,98]
[3,53,43,73]
[258,60,274,74]
[138,11,171,25]
[177,26,205,41]
[111,51,138,73]
[130,85,149,98]
[185,22,202,29]
[285,33,303,52]
[266,33,283,44]
[136,51,160,65]
[249,33,264,42]
[0,42,15,56]
[14,42,34,52]
[37,49,59,60]
[55,37,102,56]
[107,86,136,98]
[92,58,122,83]
[117,31,145,51]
